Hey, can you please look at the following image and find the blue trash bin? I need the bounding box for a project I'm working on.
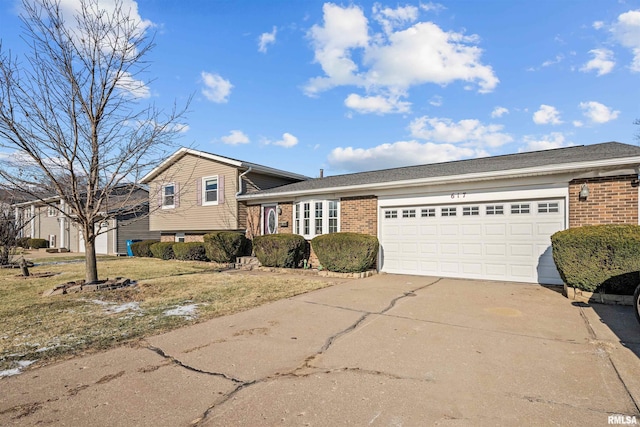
[126,239,142,256]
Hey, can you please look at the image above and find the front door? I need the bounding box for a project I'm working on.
[263,205,278,235]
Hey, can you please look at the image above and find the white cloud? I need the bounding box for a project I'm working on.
[304,3,498,112]
[220,130,250,145]
[491,106,509,118]
[579,101,620,123]
[429,95,443,107]
[372,3,419,34]
[420,2,446,13]
[258,26,277,53]
[593,21,604,30]
[270,132,298,148]
[612,9,640,72]
[409,116,512,148]
[344,93,411,114]
[520,133,573,152]
[533,105,563,125]
[541,54,564,67]
[327,140,485,172]
[573,120,584,127]
[201,72,233,103]
[580,49,615,76]
[115,71,151,99]
[171,123,190,134]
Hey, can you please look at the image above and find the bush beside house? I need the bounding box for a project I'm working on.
[131,240,159,257]
[253,234,306,268]
[551,225,640,295]
[172,242,208,261]
[203,232,247,263]
[312,232,379,273]
[28,238,49,249]
[150,242,175,260]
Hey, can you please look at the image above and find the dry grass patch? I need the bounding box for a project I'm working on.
[0,258,335,376]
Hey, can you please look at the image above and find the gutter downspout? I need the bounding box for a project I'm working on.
[236,167,252,233]
[236,166,252,197]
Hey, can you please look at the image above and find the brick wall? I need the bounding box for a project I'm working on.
[277,202,293,234]
[160,234,174,242]
[569,174,638,227]
[340,195,378,236]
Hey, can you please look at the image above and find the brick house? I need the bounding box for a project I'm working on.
[139,148,308,242]
[238,142,640,285]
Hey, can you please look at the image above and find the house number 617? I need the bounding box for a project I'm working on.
[451,192,466,199]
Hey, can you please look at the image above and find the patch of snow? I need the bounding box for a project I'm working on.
[163,304,199,320]
[88,299,141,315]
[0,360,35,377]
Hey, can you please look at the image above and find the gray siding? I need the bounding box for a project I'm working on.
[116,214,160,254]
[244,171,300,194]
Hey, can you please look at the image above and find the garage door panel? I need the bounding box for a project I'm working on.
[510,244,534,257]
[510,223,533,236]
[380,198,564,284]
[441,243,458,255]
[420,243,437,254]
[462,224,482,235]
[485,224,507,236]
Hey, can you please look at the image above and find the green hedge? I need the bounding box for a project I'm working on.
[203,232,248,263]
[16,237,30,249]
[130,240,159,257]
[253,234,307,268]
[150,242,175,260]
[28,238,49,249]
[172,242,208,261]
[311,232,379,273]
[551,225,640,295]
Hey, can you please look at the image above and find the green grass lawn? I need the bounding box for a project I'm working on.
[0,257,334,375]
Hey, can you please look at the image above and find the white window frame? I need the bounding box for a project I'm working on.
[162,183,175,209]
[293,199,340,239]
[201,175,219,206]
[47,205,57,217]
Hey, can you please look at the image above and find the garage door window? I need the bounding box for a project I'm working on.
[385,210,398,219]
[421,208,435,217]
[294,200,339,238]
[511,203,530,214]
[442,207,457,217]
[463,206,479,216]
[486,205,504,215]
[538,202,559,213]
[402,209,416,218]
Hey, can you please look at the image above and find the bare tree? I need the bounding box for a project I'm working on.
[0,0,188,282]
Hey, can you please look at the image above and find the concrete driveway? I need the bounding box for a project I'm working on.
[1,274,639,426]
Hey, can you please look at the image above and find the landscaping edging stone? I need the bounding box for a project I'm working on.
[563,283,634,306]
[255,266,377,279]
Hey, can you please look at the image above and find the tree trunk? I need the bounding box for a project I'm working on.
[84,233,99,283]
[19,257,29,277]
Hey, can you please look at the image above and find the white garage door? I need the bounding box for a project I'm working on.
[380,199,565,284]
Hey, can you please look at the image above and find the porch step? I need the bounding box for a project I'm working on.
[234,256,261,270]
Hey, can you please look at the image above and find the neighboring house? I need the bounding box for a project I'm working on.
[139,148,309,242]
[238,141,640,285]
[12,185,158,255]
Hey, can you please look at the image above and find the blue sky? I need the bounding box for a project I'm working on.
[1,0,640,177]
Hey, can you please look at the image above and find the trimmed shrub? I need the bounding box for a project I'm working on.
[203,232,248,263]
[16,237,30,249]
[173,242,208,261]
[150,242,175,260]
[130,240,159,257]
[253,234,307,268]
[312,232,379,273]
[28,238,49,249]
[551,225,640,295]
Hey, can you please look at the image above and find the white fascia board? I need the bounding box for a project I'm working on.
[140,147,308,183]
[12,194,61,208]
[237,157,640,202]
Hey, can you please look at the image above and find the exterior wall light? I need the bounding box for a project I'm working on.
[579,183,589,200]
